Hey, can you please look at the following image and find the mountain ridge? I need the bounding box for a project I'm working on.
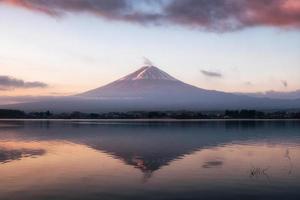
[1,66,300,112]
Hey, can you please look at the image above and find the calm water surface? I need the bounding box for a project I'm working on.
[0,120,300,200]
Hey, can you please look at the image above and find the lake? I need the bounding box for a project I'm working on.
[0,120,300,200]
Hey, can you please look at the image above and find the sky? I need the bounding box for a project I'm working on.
[0,0,300,97]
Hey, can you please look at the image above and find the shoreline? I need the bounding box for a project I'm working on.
[1,118,300,122]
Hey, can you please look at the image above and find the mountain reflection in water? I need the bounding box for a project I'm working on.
[0,147,45,164]
[0,120,299,200]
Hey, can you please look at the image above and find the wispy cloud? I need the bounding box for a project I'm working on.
[200,70,222,78]
[1,0,300,32]
[143,57,154,66]
[281,80,288,88]
[244,81,253,86]
[0,75,48,90]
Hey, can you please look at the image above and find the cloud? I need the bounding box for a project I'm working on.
[0,0,299,32]
[0,0,156,21]
[143,57,154,66]
[164,0,300,31]
[244,81,253,86]
[0,75,48,90]
[281,80,288,88]
[201,70,222,78]
[0,0,128,17]
[202,160,223,168]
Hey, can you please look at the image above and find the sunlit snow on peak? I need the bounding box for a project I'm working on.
[119,66,178,81]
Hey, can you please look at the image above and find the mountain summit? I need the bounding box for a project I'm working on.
[78,66,185,98]
[119,66,178,81]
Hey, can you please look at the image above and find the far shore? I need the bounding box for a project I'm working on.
[1,118,300,122]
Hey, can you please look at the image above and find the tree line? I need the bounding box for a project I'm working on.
[0,109,300,119]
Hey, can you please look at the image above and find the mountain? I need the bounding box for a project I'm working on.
[1,66,300,112]
[237,90,300,100]
[78,66,228,99]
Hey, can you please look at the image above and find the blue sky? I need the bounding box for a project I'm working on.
[0,0,300,96]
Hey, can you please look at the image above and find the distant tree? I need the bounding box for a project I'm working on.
[70,111,84,119]
[225,110,239,118]
[89,113,100,119]
[0,109,26,118]
[45,110,52,118]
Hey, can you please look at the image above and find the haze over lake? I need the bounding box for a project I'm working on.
[0,120,299,200]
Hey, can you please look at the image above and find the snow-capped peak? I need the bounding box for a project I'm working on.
[119,66,178,81]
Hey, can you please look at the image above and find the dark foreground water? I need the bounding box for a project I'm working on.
[0,120,300,200]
